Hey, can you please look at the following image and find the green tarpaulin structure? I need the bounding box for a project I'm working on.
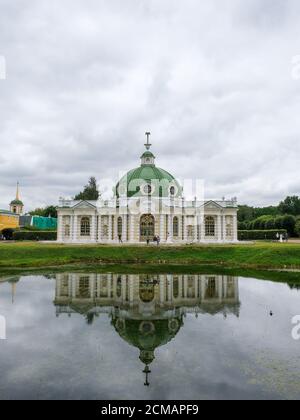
[31,216,57,230]
[20,216,57,230]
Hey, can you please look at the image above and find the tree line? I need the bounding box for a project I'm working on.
[238,196,300,237]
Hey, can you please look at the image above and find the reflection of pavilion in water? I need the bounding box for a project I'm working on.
[55,273,240,386]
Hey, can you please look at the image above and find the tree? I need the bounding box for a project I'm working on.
[275,216,285,230]
[281,215,296,236]
[75,177,100,201]
[278,196,300,216]
[30,206,57,218]
[295,220,300,237]
[238,221,247,230]
[238,205,255,222]
[265,218,275,230]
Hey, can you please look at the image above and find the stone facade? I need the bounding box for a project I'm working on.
[57,140,238,244]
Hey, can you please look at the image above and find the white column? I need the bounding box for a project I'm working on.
[56,276,61,297]
[224,277,228,298]
[194,214,198,243]
[97,275,101,298]
[121,276,126,303]
[168,214,173,242]
[90,274,95,299]
[91,214,97,242]
[223,215,226,241]
[113,215,117,242]
[160,276,165,305]
[217,214,222,242]
[200,217,205,242]
[183,275,188,299]
[160,214,164,242]
[233,214,238,242]
[218,276,223,301]
[179,275,184,298]
[108,274,112,299]
[167,275,172,303]
[108,215,112,242]
[234,278,239,300]
[98,215,102,243]
[122,214,127,242]
[71,274,77,298]
[201,277,206,301]
[129,275,134,306]
[194,276,198,299]
[73,215,78,242]
[57,214,63,242]
[130,215,136,243]
[183,217,187,242]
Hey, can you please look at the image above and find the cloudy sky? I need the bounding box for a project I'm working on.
[0,0,300,211]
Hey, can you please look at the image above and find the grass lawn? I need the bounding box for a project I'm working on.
[0,241,300,272]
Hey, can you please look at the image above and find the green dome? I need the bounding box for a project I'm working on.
[113,318,182,365]
[116,164,182,199]
[10,199,23,206]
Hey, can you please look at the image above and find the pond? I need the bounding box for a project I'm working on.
[0,271,299,400]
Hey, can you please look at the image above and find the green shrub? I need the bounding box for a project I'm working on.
[265,218,275,230]
[238,221,247,230]
[13,231,57,241]
[238,229,287,241]
[281,214,296,236]
[275,216,285,229]
[295,220,300,237]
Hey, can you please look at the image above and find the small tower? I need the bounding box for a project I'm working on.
[141,132,156,166]
[10,182,24,215]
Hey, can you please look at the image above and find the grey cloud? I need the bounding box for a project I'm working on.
[1,0,300,211]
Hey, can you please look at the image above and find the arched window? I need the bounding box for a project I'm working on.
[117,276,122,298]
[170,186,175,196]
[205,277,217,299]
[117,217,123,236]
[173,277,179,299]
[139,276,155,303]
[205,216,215,237]
[140,214,155,242]
[80,217,90,236]
[173,217,179,237]
[78,276,90,298]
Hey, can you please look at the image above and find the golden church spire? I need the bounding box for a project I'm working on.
[16,182,20,201]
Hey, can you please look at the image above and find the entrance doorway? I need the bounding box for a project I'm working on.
[140,214,155,242]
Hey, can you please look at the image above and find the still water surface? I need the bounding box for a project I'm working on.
[0,272,299,400]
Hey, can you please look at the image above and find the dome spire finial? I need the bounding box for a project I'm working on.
[143,365,151,387]
[145,132,151,150]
